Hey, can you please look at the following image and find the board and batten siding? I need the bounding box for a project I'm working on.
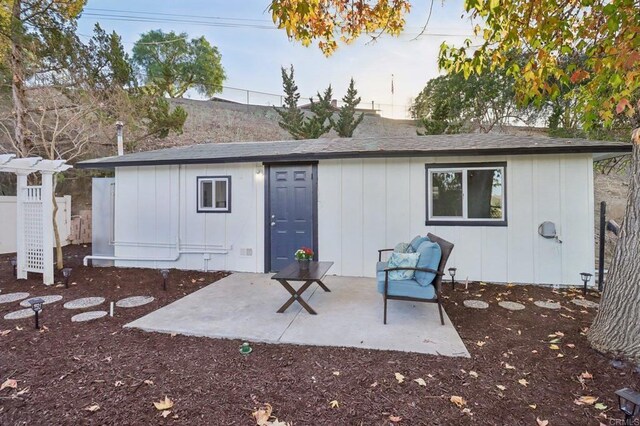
[112,163,265,272]
[317,154,595,285]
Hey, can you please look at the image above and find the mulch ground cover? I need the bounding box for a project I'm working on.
[0,245,639,425]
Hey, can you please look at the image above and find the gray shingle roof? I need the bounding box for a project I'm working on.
[76,134,631,168]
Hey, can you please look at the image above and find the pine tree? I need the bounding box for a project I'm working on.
[274,65,305,139]
[332,78,364,137]
[299,85,333,139]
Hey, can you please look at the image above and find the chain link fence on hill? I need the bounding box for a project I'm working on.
[217,86,411,119]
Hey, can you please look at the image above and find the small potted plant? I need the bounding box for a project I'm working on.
[294,247,314,270]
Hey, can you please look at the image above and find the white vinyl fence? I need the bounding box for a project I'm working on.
[0,195,71,254]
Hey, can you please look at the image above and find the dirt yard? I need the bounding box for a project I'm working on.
[0,245,638,425]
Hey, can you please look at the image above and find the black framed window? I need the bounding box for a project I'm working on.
[426,163,506,226]
[197,176,231,213]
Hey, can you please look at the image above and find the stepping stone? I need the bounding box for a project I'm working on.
[463,300,489,309]
[20,295,63,308]
[534,300,561,310]
[571,298,599,309]
[116,296,154,308]
[4,308,35,320]
[71,311,107,322]
[64,297,105,310]
[0,292,30,304]
[498,301,525,311]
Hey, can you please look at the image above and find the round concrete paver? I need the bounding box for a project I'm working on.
[534,300,561,310]
[20,295,63,308]
[116,296,154,308]
[571,298,599,309]
[498,301,526,311]
[71,311,107,322]
[64,297,105,310]
[4,308,35,320]
[0,292,30,304]
[463,300,489,309]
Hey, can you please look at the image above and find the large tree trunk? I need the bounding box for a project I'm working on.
[10,0,28,157]
[587,129,640,363]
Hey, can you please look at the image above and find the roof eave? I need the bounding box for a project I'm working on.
[75,144,632,169]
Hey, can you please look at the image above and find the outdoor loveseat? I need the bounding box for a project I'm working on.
[376,233,454,326]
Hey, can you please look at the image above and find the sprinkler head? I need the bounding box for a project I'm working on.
[239,342,252,355]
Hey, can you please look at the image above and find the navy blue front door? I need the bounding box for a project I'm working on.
[268,164,316,272]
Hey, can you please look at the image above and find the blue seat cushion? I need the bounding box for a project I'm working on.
[377,278,436,299]
[409,235,428,252]
[414,240,442,286]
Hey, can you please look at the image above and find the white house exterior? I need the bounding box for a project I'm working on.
[77,134,630,286]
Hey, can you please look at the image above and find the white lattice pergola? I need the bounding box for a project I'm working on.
[0,154,72,285]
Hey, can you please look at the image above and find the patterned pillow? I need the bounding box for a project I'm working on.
[394,242,411,253]
[387,252,420,280]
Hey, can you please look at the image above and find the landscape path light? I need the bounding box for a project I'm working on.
[28,298,45,329]
[615,387,640,425]
[580,272,593,296]
[62,267,72,288]
[448,267,457,290]
[160,269,170,291]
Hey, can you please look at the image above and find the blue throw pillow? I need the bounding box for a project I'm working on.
[409,235,427,252]
[414,240,442,286]
[394,242,411,253]
[387,252,420,280]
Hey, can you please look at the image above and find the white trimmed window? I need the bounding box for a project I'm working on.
[197,176,231,213]
[426,163,506,226]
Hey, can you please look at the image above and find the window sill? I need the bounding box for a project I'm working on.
[425,219,507,227]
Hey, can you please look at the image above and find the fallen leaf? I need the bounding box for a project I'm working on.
[574,396,598,406]
[370,381,378,387]
[15,387,29,396]
[39,325,49,333]
[450,395,466,408]
[462,408,473,416]
[413,378,426,387]
[549,344,560,350]
[518,378,529,387]
[332,371,340,376]
[153,396,174,411]
[554,331,565,337]
[252,403,272,425]
[476,341,486,347]
[394,373,405,384]
[469,371,479,378]
[144,380,154,386]
[269,420,289,426]
[580,371,593,380]
[0,330,10,336]
[549,338,561,344]
[566,343,575,348]
[531,350,538,354]
[329,400,339,408]
[594,403,607,410]
[529,404,537,409]
[496,385,506,391]
[389,415,402,423]
[557,353,565,358]
[161,410,171,418]
[84,404,100,412]
[536,417,549,426]
[0,379,17,391]
[15,326,23,331]
[504,363,516,370]
[114,381,124,387]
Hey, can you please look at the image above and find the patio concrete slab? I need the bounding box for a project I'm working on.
[125,273,469,357]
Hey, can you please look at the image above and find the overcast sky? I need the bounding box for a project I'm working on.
[76,1,478,118]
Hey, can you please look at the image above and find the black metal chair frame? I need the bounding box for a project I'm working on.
[377,233,454,326]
